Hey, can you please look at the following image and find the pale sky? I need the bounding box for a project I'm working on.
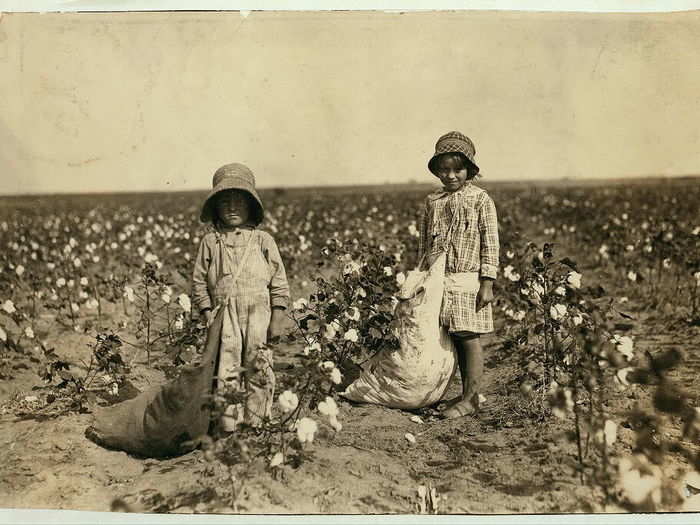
[1,9,699,194]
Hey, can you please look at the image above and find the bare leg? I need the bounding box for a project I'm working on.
[443,333,483,418]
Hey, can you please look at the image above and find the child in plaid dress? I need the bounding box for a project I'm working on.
[418,131,499,419]
[192,163,290,430]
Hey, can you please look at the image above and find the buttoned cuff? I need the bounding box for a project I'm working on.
[480,264,498,280]
[271,296,289,309]
[194,297,212,313]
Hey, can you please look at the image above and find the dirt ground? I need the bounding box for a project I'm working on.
[1,285,699,517]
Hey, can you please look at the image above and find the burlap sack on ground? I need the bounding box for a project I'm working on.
[84,310,222,458]
[341,253,456,409]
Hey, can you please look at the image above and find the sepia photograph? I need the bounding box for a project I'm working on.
[1,2,700,521]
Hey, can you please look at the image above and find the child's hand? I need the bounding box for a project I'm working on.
[267,307,286,344]
[201,308,213,327]
[476,279,494,311]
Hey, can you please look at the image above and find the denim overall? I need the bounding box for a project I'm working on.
[209,229,275,429]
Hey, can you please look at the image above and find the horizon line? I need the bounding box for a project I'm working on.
[1,173,699,198]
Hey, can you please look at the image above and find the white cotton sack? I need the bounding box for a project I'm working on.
[341,253,456,409]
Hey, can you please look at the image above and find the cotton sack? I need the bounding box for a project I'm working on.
[341,252,456,409]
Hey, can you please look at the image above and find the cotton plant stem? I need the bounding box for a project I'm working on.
[573,392,584,484]
[30,291,37,331]
[166,304,173,344]
[145,282,151,366]
[94,284,102,326]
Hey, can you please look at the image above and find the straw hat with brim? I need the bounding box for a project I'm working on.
[200,163,265,225]
[428,131,480,175]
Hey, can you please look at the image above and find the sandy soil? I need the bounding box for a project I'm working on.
[1,290,698,516]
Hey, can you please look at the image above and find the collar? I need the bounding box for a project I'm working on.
[214,224,256,238]
[427,182,472,201]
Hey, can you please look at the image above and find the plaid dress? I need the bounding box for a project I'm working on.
[418,183,499,334]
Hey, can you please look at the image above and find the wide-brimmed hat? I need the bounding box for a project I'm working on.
[200,163,264,225]
[428,131,480,175]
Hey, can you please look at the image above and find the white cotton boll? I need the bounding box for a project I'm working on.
[343,261,361,276]
[2,300,16,314]
[612,335,634,360]
[566,271,582,289]
[617,455,663,506]
[296,417,318,444]
[303,341,322,355]
[269,452,284,468]
[344,307,360,322]
[329,368,342,385]
[531,282,545,296]
[549,304,567,321]
[343,328,359,343]
[323,322,338,340]
[123,286,135,302]
[292,298,308,311]
[278,390,299,413]
[177,294,191,313]
[604,420,617,446]
[328,416,342,432]
[319,361,335,372]
[318,396,339,418]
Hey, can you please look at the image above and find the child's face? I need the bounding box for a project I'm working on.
[434,155,468,192]
[215,190,251,228]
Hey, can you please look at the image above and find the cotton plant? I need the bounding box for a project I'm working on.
[202,355,345,493]
[287,238,402,369]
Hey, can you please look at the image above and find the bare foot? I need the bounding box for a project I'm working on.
[437,396,462,411]
[442,399,479,419]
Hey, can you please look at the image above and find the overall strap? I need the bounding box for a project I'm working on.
[215,229,257,287]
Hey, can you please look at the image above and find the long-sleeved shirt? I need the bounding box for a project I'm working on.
[418,182,499,280]
[191,227,290,313]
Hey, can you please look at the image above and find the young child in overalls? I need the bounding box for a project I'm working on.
[418,131,500,419]
[192,163,290,430]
